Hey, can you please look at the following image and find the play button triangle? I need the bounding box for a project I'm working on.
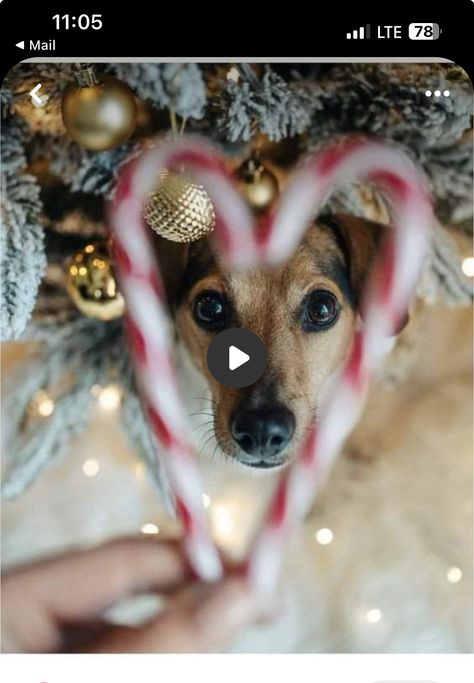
[228,345,250,371]
[207,328,267,388]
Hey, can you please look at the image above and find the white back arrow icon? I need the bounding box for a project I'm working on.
[29,84,43,105]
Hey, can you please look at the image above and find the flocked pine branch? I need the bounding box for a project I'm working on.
[47,139,138,198]
[1,118,46,340]
[2,371,96,499]
[107,63,206,120]
[216,68,321,142]
[306,63,473,151]
[422,137,473,227]
[2,315,173,508]
[1,317,122,496]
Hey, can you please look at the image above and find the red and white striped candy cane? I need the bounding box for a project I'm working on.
[109,136,433,591]
[110,139,257,582]
[247,138,433,592]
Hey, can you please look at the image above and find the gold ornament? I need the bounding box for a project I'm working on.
[236,155,279,212]
[144,169,215,243]
[66,243,125,320]
[61,64,137,151]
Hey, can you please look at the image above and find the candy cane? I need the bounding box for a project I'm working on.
[109,136,433,591]
[110,139,260,581]
[247,139,433,592]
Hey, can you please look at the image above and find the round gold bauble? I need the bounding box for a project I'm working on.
[61,72,137,151]
[66,243,125,320]
[236,156,279,212]
[144,170,215,243]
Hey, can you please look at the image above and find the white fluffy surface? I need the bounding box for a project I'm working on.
[1,340,472,653]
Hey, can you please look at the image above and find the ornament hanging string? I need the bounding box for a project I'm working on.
[109,136,434,592]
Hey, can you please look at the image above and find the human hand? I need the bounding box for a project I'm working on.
[1,537,271,653]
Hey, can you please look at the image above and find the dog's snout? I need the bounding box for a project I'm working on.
[231,405,295,464]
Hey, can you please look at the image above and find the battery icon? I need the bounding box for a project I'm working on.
[408,23,440,40]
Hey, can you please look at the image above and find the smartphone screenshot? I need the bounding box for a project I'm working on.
[1,1,473,681]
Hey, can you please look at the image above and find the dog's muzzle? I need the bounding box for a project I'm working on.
[230,405,295,468]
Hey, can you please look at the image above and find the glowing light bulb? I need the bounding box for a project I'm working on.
[315,527,334,545]
[98,384,121,411]
[227,67,240,82]
[446,566,462,584]
[211,503,235,539]
[135,462,146,478]
[366,608,382,624]
[461,257,474,277]
[36,392,55,417]
[82,458,100,477]
[141,523,159,535]
[202,493,211,509]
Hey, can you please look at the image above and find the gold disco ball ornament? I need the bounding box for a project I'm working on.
[236,155,279,212]
[61,64,137,151]
[144,169,215,243]
[66,243,125,321]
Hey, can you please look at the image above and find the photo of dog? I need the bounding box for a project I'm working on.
[1,61,472,653]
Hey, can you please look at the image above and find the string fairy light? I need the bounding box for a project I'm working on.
[461,256,474,278]
[446,566,463,584]
[314,527,334,545]
[97,384,122,411]
[82,458,100,478]
[141,522,160,535]
[135,462,146,479]
[35,391,55,417]
[365,608,383,624]
[211,503,235,541]
[226,67,240,83]
[202,493,211,509]
[30,390,55,418]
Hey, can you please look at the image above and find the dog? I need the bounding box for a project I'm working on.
[156,210,406,470]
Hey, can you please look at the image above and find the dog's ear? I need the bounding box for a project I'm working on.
[322,213,409,334]
[152,237,190,311]
[335,213,383,297]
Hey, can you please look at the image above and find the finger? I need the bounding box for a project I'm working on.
[93,577,272,653]
[3,538,191,623]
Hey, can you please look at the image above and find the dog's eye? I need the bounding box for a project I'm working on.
[303,290,340,330]
[192,290,230,331]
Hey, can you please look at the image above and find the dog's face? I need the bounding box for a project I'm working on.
[159,214,384,469]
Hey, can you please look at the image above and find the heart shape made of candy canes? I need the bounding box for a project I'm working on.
[110,135,433,594]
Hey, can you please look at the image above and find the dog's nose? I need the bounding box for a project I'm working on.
[231,406,295,461]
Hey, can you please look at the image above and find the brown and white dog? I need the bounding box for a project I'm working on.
[156,210,401,470]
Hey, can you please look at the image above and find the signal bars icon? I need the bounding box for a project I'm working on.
[346,24,371,39]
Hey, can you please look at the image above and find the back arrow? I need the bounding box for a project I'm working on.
[29,84,42,105]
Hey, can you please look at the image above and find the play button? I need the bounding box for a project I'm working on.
[229,345,250,371]
[207,328,267,388]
